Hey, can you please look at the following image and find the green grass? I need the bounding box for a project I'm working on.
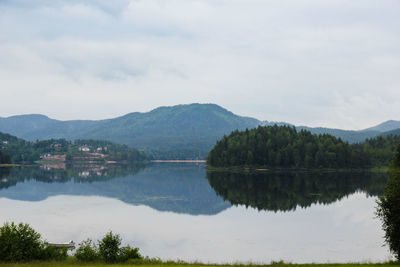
[0,260,399,267]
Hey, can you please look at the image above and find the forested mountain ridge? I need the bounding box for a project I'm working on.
[1,103,399,159]
[207,125,400,169]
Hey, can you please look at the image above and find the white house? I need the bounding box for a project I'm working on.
[78,145,90,152]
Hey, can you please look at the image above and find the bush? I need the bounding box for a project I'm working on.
[0,222,43,262]
[119,245,142,262]
[75,239,99,262]
[98,231,121,263]
[41,245,68,261]
[75,233,142,263]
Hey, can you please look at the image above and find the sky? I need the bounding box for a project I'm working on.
[0,0,399,130]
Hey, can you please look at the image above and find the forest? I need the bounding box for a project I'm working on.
[207,125,400,168]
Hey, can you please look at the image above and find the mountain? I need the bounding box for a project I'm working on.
[0,104,260,159]
[362,120,400,132]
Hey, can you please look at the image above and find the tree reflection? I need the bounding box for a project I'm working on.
[207,170,389,212]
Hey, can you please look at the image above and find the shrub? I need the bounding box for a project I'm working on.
[75,232,142,263]
[119,245,142,262]
[98,231,121,263]
[75,239,99,262]
[0,222,43,262]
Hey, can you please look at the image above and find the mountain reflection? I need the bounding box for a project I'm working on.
[206,170,389,212]
[0,163,230,215]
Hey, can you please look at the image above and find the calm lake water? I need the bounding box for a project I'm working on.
[0,163,394,263]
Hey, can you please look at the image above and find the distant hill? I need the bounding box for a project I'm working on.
[362,120,400,132]
[296,126,380,143]
[1,104,399,159]
[261,122,384,143]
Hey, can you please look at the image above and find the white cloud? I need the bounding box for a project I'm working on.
[0,0,399,129]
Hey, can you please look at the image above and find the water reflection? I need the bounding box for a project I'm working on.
[0,163,229,215]
[0,164,390,215]
[0,164,145,189]
[206,170,389,212]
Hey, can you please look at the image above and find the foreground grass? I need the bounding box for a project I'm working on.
[0,260,399,267]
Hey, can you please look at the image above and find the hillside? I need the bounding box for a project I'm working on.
[296,126,380,143]
[362,120,400,132]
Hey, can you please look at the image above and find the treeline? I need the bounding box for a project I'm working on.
[0,132,149,164]
[207,125,400,168]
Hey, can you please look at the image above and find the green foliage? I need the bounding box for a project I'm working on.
[75,239,99,262]
[98,231,121,263]
[0,222,43,262]
[207,125,400,169]
[41,245,68,261]
[119,245,142,261]
[75,233,141,263]
[376,145,400,260]
[0,150,11,164]
[392,144,400,168]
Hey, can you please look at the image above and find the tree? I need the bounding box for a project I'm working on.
[376,144,400,260]
[98,231,121,263]
[0,222,43,262]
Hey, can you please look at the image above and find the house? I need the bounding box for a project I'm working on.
[40,153,52,159]
[2,141,8,145]
[97,147,103,152]
[79,171,90,177]
[78,145,90,152]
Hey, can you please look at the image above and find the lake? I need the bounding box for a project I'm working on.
[0,163,393,263]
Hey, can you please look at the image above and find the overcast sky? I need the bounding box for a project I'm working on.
[1,0,399,130]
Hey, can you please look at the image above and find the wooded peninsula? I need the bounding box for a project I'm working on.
[207,125,400,169]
